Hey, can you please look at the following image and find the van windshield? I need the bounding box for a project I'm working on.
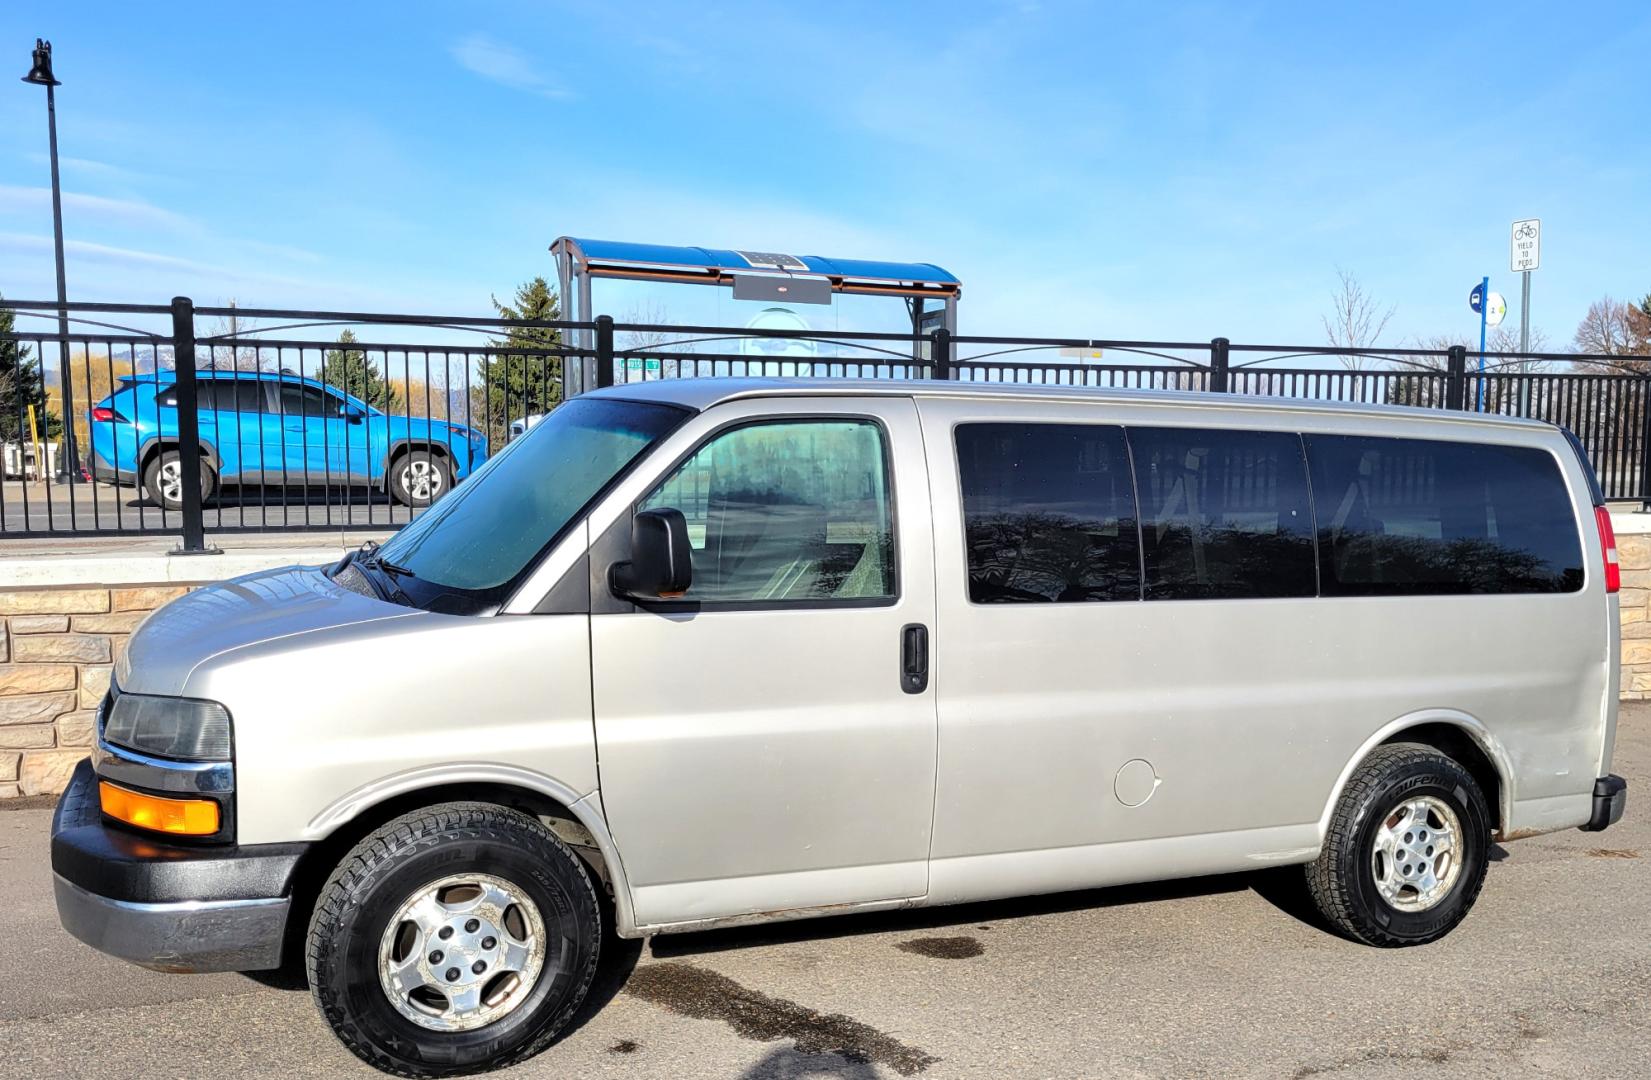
[375,397,688,596]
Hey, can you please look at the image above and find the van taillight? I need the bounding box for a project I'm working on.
[1595,506,1620,594]
[90,406,126,424]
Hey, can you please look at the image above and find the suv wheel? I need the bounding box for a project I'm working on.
[1306,742,1491,947]
[390,450,451,507]
[142,450,216,512]
[307,803,601,1077]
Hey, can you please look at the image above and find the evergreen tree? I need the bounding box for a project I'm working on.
[0,295,60,441]
[318,329,397,410]
[482,278,562,443]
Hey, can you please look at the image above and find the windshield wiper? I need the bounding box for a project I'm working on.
[350,540,416,606]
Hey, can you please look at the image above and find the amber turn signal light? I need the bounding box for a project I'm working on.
[99,781,220,836]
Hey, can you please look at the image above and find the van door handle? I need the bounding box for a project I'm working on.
[900,623,929,694]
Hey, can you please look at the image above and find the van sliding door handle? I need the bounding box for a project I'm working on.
[900,623,929,694]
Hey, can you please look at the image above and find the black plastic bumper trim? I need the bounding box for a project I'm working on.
[1584,774,1628,832]
[50,758,308,904]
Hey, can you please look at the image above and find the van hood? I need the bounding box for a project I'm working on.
[116,565,417,697]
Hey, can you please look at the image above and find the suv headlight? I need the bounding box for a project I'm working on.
[103,693,233,762]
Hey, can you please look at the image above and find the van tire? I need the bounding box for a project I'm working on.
[388,449,451,507]
[142,449,215,512]
[1306,743,1491,947]
[306,802,602,1077]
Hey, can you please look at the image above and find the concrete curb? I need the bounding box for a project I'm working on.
[0,549,349,589]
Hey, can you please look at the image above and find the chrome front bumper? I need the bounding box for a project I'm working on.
[53,873,289,973]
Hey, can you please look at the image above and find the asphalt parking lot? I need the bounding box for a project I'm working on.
[2,711,1647,1080]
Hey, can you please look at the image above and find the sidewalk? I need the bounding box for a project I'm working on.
[0,529,391,588]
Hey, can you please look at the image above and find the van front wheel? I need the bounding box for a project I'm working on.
[1306,743,1491,947]
[306,802,602,1077]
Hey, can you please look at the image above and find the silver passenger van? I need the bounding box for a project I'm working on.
[52,379,1628,1075]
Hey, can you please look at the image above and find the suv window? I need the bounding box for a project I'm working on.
[157,379,270,412]
[639,419,895,604]
[956,423,1139,603]
[278,382,337,418]
[1304,434,1584,595]
[1131,427,1315,600]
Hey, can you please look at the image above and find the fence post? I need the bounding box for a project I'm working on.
[1445,345,1467,411]
[168,296,216,555]
[1209,337,1230,393]
[1639,375,1651,513]
[595,314,615,389]
[929,327,952,380]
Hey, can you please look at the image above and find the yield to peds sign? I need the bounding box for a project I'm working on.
[1511,219,1541,272]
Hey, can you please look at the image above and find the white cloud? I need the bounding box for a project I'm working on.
[23,153,150,184]
[450,34,575,100]
[0,185,193,230]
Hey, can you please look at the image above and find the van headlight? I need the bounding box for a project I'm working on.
[103,693,233,762]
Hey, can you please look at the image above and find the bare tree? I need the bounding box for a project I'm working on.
[1322,268,1395,372]
[1573,297,1651,371]
[199,299,270,372]
[616,301,690,378]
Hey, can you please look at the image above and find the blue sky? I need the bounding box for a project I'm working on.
[1,1,1647,349]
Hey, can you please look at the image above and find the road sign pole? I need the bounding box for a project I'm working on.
[1477,275,1488,412]
[1518,271,1531,354]
[1517,270,1532,416]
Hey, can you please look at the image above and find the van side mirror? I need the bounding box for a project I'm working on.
[609,508,693,600]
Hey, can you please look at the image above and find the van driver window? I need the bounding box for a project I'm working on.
[638,420,896,604]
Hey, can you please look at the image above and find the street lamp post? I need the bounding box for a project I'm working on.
[22,38,76,484]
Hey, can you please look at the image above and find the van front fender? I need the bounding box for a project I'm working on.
[303,761,640,938]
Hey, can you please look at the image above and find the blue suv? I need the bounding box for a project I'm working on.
[86,370,488,510]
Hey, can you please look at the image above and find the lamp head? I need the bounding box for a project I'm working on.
[22,39,59,87]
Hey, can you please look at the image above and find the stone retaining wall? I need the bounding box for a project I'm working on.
[0,585,189,798]
[1617,533,1651,700]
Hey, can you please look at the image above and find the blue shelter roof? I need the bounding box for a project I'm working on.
[553,237,959,290]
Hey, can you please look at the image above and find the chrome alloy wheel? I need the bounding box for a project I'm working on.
[1370,795,1463,912]
[378,873,547,1032]
[399,458,443,502]
[158,458,183,504]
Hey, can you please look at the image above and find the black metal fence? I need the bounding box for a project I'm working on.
[2,297,1649,550]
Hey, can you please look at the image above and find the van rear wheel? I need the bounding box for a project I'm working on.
[1306,743,1491,947]
[306,802,602,1077]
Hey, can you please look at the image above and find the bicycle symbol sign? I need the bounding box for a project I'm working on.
[1510,218,1540,273]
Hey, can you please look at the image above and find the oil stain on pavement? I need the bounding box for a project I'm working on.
[895,936,985,960]
[625,961,938,1075]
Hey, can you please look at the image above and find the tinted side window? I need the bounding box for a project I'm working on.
[157,381,267,412]
[638,420,895,604]
[1305,434,1583,595]
[956,423,1139,603]
[201,380,270,413]
[279,383,335,418]
[1131,427,1315,600]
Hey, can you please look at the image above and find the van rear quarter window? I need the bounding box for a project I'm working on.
[956,423,1138,602]
[1304,433,1584,595]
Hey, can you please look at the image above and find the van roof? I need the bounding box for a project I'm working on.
[586,376,1556,432]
